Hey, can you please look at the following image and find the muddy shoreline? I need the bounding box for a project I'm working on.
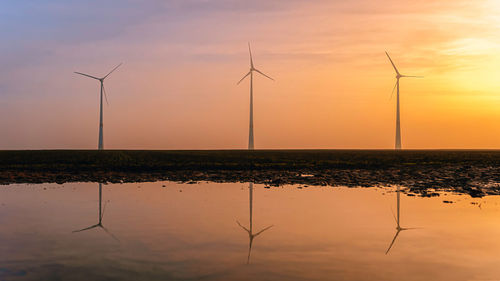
[2,150,500,197]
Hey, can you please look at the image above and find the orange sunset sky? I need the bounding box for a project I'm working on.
[2,0,500,149]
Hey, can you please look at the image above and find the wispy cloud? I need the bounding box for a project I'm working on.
[2,0,500,148]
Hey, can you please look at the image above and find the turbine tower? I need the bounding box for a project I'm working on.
[237,43,274,150]
[385,52,422,150]
[75,63,122,150]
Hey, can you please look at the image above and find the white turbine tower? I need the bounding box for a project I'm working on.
[75,63,122,150]
[385,52,422,150]
[237,43,274,150]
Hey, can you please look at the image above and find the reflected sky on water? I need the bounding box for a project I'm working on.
[0,181,498,281]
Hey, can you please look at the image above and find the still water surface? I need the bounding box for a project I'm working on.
[0,181,499,281]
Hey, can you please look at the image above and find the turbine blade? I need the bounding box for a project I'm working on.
[385,51,400,75]
[248,42,254,68]
[237,71,251,85]
[74,72,100,80]
[247,237,253,264]
[103,63,122,79]
[385,229,401,254]
[254,69,274,81]
[389,81,397,101]
[390,206,397,224]
[101,226,120,242]
[73,224,99,233]
[254,224,273,237]
[103,85,110,106]
[236,220,251,233]
[402,75,424,78]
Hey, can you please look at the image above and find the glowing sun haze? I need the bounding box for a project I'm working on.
[2,0,500,149]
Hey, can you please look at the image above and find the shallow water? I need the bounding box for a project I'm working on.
[0,181,498,281]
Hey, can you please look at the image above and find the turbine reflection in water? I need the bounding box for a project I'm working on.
[236,183,273,264]
[385,185,418,254]
[73,183,119,242]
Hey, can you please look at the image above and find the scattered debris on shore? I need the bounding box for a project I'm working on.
[2,150,500,197]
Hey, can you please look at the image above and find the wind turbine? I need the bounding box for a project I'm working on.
[385,52,422,150]
[237,43,274,150]
[73,183,119,241]
[74,63,122,150]
[385,185,417,254]
[236,183,273,263]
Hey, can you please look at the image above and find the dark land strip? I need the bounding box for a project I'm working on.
[1,150,500,197]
